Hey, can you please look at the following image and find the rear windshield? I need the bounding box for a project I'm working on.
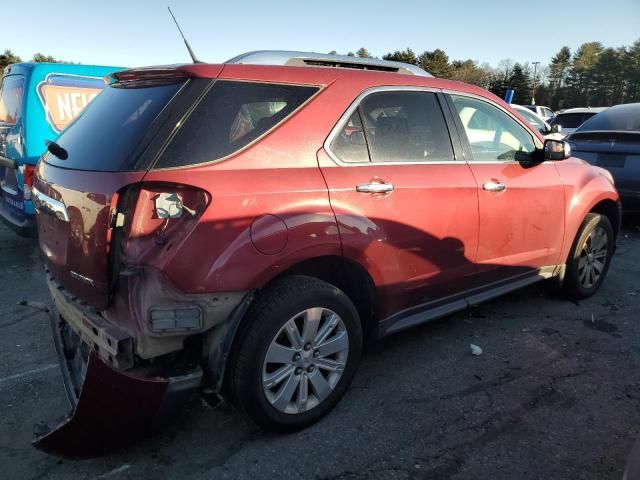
[576,105,640,132]
[0,75,25,125]
[551,113,588,129]
[155,81,318,168]
[45,82,183,171]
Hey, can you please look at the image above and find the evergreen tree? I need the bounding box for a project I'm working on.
[356,48,372,58]
[382,48,418,65]
[418,49,452,78]
[509,63,532,104]
[0,49,22,71]
[32,53,59,63]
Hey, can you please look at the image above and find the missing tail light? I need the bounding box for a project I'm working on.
[120,184,209,262]
[20,164,36,200]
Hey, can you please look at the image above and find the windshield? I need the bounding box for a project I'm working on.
[576,104,640,132]
[516,107,546,133]
[551,113,589,129]
[44,82,183,171]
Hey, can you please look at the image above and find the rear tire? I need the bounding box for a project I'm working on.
[563,213,614,300]
[226,276,362,432]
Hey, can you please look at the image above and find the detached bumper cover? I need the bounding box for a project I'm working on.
[33,308,201,458]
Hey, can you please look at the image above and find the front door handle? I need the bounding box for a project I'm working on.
[482,181,507,193]
[356,182,394,194]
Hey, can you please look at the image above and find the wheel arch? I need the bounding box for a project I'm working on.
[269,256,378,341]
[589,199,621,240]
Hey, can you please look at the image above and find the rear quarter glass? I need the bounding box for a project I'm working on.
[44,81,184,172]
[155,81,318,169]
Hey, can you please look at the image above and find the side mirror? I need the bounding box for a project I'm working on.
[544,139,571,161]
[551,124,562,133]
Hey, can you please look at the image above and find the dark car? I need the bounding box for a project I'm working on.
[31,51,620,458]
[567,103,640,212]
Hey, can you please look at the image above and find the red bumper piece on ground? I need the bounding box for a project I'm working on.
[33,352,168,459]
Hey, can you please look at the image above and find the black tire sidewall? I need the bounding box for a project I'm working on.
[231,277,362,431]
[564,213,614,299]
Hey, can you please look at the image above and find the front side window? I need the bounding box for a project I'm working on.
[157,81,318,168]
[0,75,25,125]
[451,95,536,162]
[357,91,454,163]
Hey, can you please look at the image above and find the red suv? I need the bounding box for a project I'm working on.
[32,52,620,457]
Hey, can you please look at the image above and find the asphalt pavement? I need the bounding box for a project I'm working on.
[1,221,639,480]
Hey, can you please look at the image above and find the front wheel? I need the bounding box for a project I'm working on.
[563,213,614,300]
[226,276,362,432]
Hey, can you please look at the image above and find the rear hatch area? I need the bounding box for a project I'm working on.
[35,71,204,309]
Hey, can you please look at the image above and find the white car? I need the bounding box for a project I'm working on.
[511,104,564,140]
[523,105,555,122]
[549,107,608,137]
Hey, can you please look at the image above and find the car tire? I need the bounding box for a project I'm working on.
[563,213,614,300]
[226,275,362,432]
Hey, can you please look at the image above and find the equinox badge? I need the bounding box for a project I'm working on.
[70,271,95,286]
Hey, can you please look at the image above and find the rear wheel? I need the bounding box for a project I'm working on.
[563,213,614,300]
[226,276,362,432]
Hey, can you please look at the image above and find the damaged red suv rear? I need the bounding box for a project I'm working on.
[33,51,620,458]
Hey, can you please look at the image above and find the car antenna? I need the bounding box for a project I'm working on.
[167,6,202,64]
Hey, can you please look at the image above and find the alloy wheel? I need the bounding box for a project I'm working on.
[262,307,349,414]
[577,225,608,289]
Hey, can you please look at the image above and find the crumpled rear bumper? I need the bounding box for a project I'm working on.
[33,308,202,459]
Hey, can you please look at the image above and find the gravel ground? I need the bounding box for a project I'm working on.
[0,220,639,480]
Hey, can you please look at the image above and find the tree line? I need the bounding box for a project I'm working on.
[333,39,640,109]
[0,50,62,70]
[3,40,639,110]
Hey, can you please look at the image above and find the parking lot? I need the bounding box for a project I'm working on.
[0,220,639,479]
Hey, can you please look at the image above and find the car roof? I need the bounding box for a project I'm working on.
[122,62,497,99]
[3,62,122,77]
[557,107,608,114]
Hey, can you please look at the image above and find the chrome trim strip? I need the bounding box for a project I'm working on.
[32,187,69,222]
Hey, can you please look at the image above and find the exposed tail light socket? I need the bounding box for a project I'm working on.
[149,306,203,333]
[155,192,196,219]
[20,164,36,200]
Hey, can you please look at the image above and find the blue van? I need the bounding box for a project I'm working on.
[0,62,122,236]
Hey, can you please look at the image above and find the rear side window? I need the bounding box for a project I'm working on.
[330,110,370,163]
[360,91,454,163]
[0,75,25,125]
[156,81,318,168]
[47,82,183,171]
[551,113,585,129]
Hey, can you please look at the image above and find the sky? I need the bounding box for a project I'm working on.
[4,0,639,69]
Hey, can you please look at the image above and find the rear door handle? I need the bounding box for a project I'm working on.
[356,182,394,194]
[482,181,507,193]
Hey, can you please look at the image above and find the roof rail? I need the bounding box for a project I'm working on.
[225,50,432,77]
